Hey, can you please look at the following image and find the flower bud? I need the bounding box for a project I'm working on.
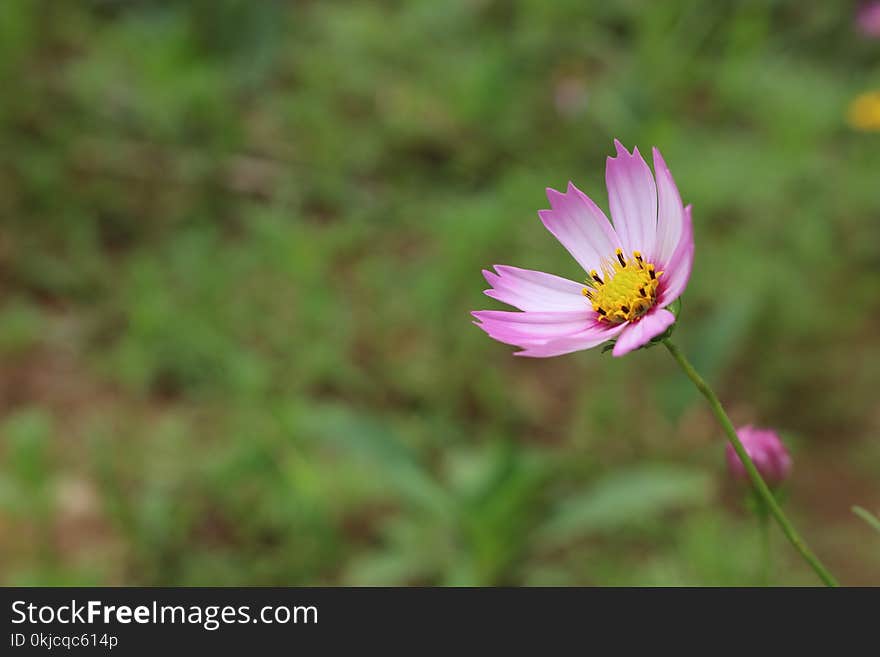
[725,425,792,487]
[858,2,880,38]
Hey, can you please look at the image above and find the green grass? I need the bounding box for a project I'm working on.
[1,0,879,585]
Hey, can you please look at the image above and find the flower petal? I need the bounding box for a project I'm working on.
[515,323,626,358]
[539,182,622,274]
[472,309,596,346]
[483,265,588,312]
[657,205,694,307]
[611,308,675,357]
[652,147,685,269]
[605,140,658,258]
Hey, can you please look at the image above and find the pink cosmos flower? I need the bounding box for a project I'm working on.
[473,140,694,357]
[725,426,792,487]
[857,2,880,37]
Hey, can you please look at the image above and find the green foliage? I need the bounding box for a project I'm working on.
[853,507,880,535]
[538,465,713,544]
[1,0,879,585]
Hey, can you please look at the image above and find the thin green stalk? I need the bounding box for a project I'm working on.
[662,339,838,587]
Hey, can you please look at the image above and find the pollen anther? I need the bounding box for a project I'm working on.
[585,250,663,323]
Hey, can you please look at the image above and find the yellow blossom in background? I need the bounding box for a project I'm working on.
[847,91,880,132]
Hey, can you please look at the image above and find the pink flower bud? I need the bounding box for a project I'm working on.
[858,2,880,37]
[725,425,792,487]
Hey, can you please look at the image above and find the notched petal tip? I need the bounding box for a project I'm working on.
[536,208,557,233]
[544,186,564,205]
[482,268,500,286]
[609,140,651,168]
[605,139,658,257]
[612,138,629,156]
[545,186,579,213]
[651,145,664,166]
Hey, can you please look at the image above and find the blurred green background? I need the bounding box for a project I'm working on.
[1,0,879,586]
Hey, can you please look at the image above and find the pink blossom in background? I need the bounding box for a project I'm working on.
[857,2,880,37]
[553,76,589,118]
[473,140,694,358]
[725,426,792,487]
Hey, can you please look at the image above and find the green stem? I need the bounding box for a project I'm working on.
[662,339,838,587]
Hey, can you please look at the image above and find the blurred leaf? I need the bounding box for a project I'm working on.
[288,403,450,516]
[852,506,880,535]
[538,464,713,546]
[2,408,52,491]
[0,300,46,353]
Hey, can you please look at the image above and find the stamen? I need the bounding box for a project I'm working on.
[584,251,662,324]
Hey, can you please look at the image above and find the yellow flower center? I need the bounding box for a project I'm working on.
[582,249,663,323]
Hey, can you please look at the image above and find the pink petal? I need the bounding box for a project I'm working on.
[657,205,694,307]
[652,147,685,269]
[605,140,658,258]
[515,323,626,358]
[472,309,596,346]
[539,182,622,274]
[483,265,588,312]
[611,308,675,357]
